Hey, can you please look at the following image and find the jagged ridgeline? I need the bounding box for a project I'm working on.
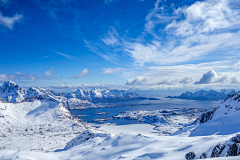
[167,89,236,100]
[0,80,143,104]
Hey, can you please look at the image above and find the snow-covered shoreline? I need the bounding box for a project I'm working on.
[111,108,207,135]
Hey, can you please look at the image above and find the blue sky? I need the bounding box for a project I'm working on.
[1,0,240,91]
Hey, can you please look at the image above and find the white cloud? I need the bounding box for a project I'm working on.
[74,68,90,78]
[0,73,38,82]
[124,61,240,87]
[44,68,55,78]
[101,68,122,74]
[101,28,120,46]
[123,0,240,66]
[231,77,240,84]
[233,61,240,70]
[195,70,218,84]
[126,77,148,85]
[53,51,73,59]
[166,0,240,36]
[51,83,127,91]
[125,76,190,86]
[0,12,23,30]
[83,39,117,63]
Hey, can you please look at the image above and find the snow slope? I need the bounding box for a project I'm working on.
[0,132,239,160]
[188,91,240,136]
[199,134,240,158]
[0,99,90,151]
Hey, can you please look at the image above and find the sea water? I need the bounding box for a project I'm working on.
[70,97,221,125]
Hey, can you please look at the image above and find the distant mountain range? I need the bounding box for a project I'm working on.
[166,89,236,100]
[63,88,141,102]
[0,81,147,105]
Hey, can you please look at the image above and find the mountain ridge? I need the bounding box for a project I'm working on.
[0,81,144,104]
[166,89,236,100]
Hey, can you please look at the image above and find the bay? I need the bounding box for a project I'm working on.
[70,97,221,125]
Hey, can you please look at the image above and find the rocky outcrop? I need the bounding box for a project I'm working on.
[199,134,240,159]
[185,151,196,160]
[210,143,225,157]
[200,153,207,159]
[227,143,240,156]
[64,130,109,149]
[194,109,216,124]
[0,98,7,103]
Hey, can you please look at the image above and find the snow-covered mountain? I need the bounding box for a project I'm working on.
[0,81,142,104]
[189,91,240,136]
[0,98,91,151]
[220,89,236,95]
[166,89,236,100]
[175,91,240,158]
[62,98,98,109]
[0,81,57,103]
[26,86,55,97]
[0,81,27,102]
[64,88,141,102]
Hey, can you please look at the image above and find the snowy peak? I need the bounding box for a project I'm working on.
[0,80,25,95]
[0,81,27,102]
[220,89,236,95]
[71,88,139,102]
[26,87,55,97]
[0,81,59,103]
[167,89,236,100]
[0,81,141,104]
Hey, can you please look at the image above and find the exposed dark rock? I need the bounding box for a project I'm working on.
[198,134,240,159]
[22,95,58,103]
[211,144,225,157]
[0,98,7,103]
[227,143,240,156]
[185,152,196,160]
[194,109,216,124]
[232,134,240,143]
[200,153,207,159]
